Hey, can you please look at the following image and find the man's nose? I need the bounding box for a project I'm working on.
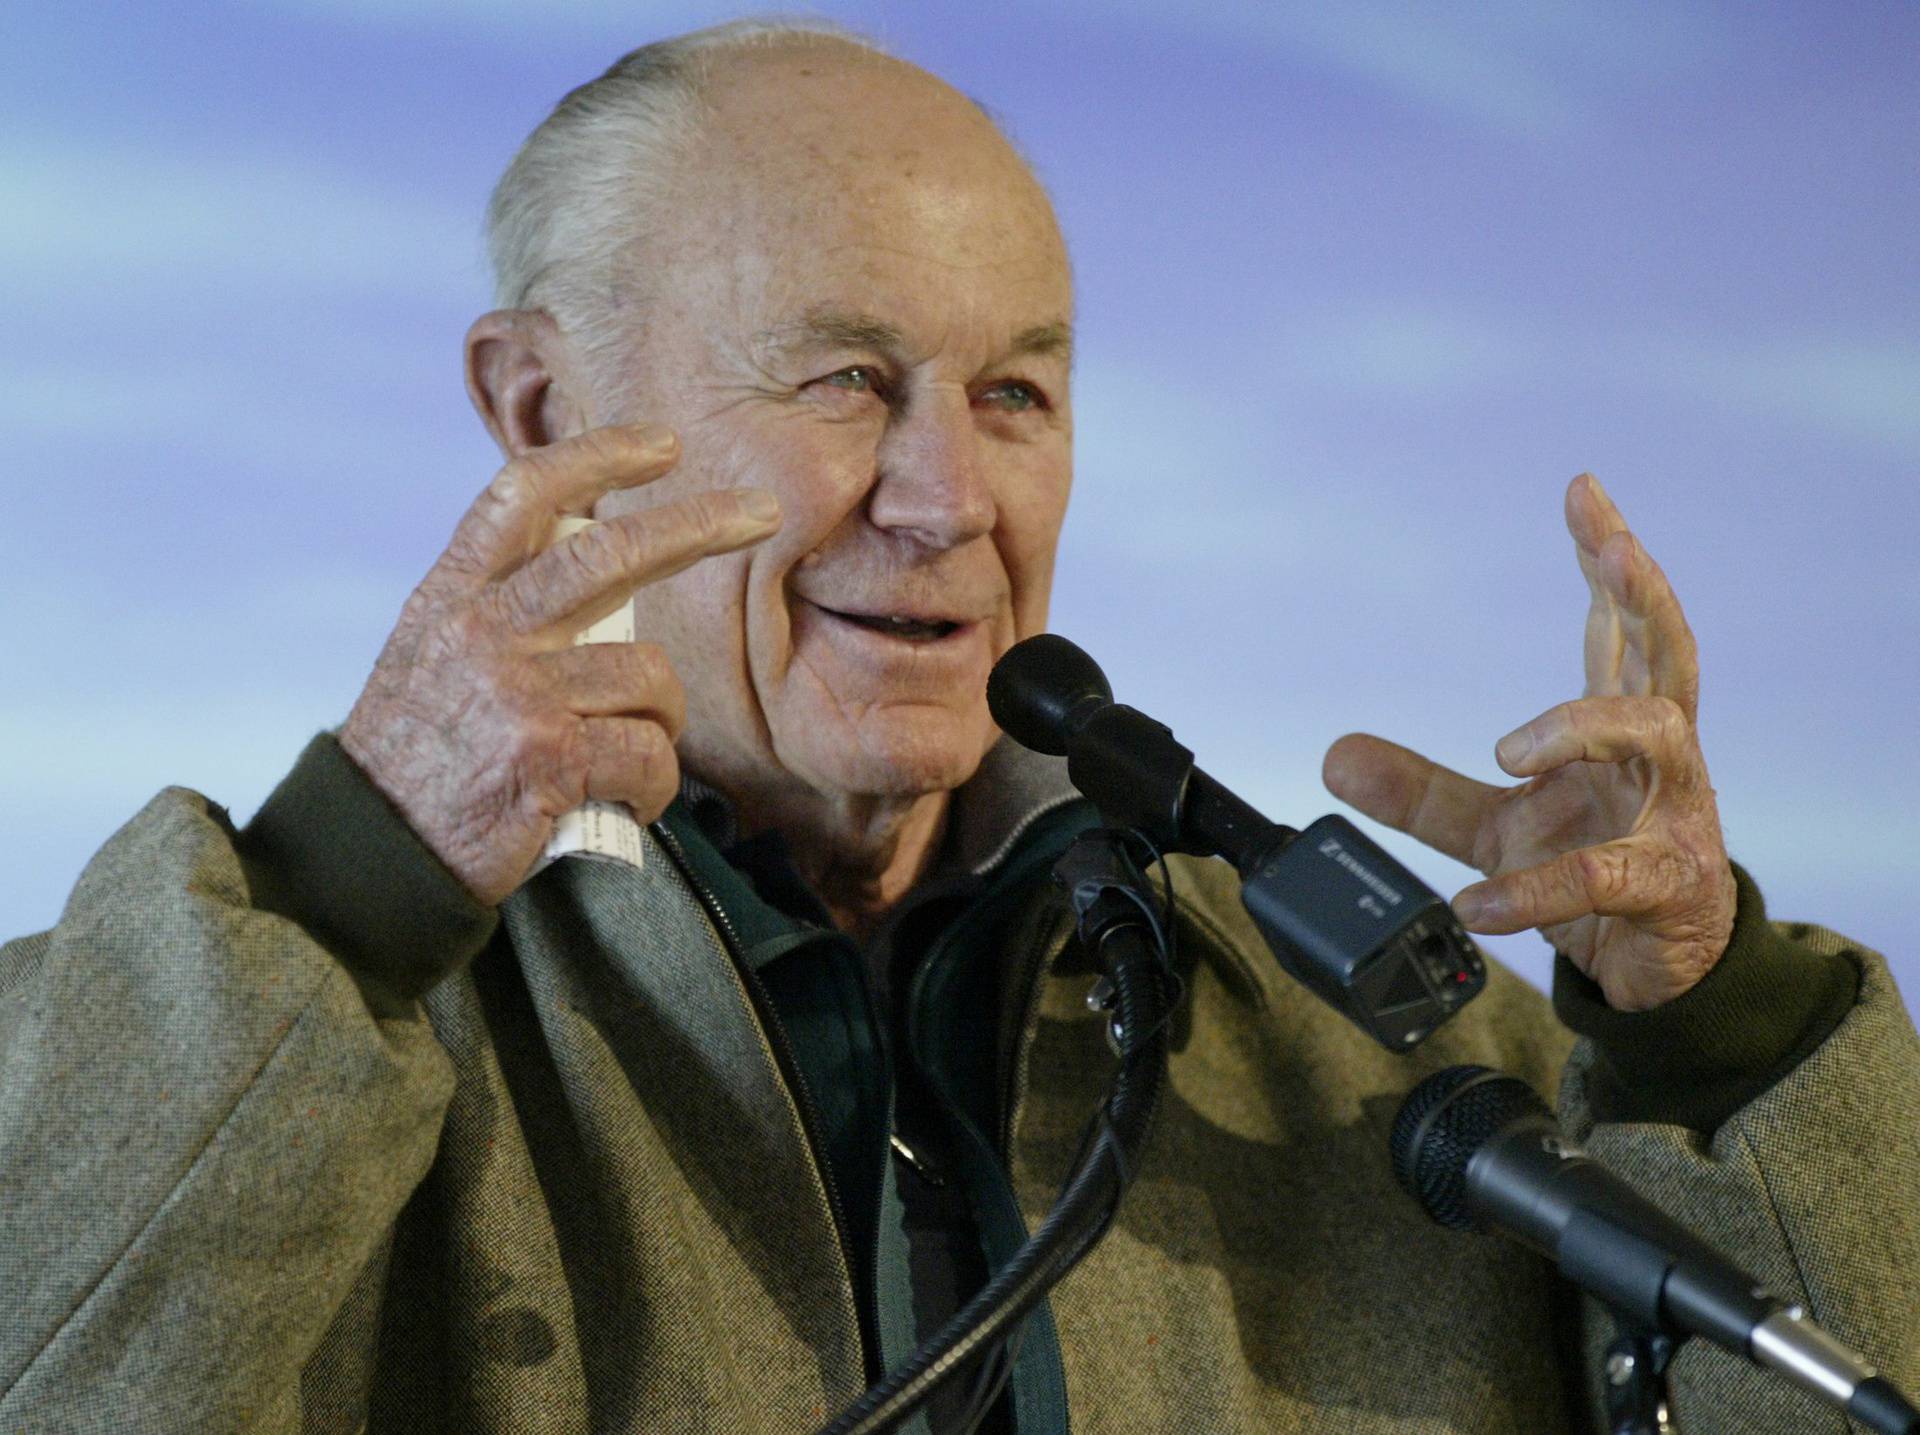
[866,387,996,549]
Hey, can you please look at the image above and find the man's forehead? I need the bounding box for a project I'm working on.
[677,50,1068,269]
[641,47,1074,373]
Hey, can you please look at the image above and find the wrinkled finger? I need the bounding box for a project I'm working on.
[1567,474,1701,722]
[1598,528,1702,723]
[1322,732,1499,868]
[1452,835,1669,934]
[578,715,681,824]
[1568,475,1641,701]
[1564,470,1630,563]
[443,426,683,582]
[1494,695,1701,794]
[492,488,782,637]
[536,642,687,740]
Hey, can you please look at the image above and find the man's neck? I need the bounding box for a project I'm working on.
[717,779,953,942]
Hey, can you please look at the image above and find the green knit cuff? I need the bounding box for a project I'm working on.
[234,731,499,1014]
[1552,861,1859,1133]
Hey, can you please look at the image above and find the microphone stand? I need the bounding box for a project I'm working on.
[1601,1318,1680,1435]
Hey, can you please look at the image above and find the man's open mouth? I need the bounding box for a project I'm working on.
[816,607,963,642]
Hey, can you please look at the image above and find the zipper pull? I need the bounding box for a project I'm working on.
[890,1131,948,1188]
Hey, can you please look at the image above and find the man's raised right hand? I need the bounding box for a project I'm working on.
[338,424,781,907]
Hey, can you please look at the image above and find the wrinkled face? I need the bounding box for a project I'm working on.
[590,51,1074,809]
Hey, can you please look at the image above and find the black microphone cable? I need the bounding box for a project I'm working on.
[811,829,1179,1435]
[943,835,1180,1435]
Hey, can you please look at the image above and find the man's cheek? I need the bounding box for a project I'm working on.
[1008,529,1065,620]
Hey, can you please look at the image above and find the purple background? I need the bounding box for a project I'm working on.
[4,2,1916,1003]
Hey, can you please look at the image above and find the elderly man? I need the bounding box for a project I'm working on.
[3,20,1914,1435]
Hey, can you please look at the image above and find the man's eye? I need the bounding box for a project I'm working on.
[821,365,881,394]
[980,380,1045,412]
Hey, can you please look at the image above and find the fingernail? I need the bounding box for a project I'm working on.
[1584,472,1609,503]
[739,489,781,524]
[1496,728,1534,767]
[1452,889,1489,925]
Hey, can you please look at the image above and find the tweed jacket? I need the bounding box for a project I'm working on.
[1,733,1914,1434]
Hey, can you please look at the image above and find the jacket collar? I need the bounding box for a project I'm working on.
[678,737,1085,888]
[944,736,1084,879]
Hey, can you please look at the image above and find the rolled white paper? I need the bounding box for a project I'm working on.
[530,515,649,875]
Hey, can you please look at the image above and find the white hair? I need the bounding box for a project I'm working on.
[484,18,893,376]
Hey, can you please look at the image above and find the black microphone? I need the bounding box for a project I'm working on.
[988,633,1486,1050]
[1391,1066,1919,1434]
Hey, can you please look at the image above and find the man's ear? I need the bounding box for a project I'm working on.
[464,309,590,457]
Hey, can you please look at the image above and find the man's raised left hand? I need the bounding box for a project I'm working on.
[1322,473,1738,1012]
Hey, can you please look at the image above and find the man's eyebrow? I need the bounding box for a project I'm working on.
[1005,320,1073,365]
[757,310,1074,367]
[759,309,906,358]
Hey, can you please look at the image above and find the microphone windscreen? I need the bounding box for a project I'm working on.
[987,633,1113,757]
[1390,1066,1550,1229]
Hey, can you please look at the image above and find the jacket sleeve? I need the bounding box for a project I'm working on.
[1553,867,1920,1432]
[0,733,497,1432]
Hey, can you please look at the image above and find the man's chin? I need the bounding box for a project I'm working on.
[787,707,994,800]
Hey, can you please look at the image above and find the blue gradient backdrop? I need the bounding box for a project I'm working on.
[4,2,1916,1002]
